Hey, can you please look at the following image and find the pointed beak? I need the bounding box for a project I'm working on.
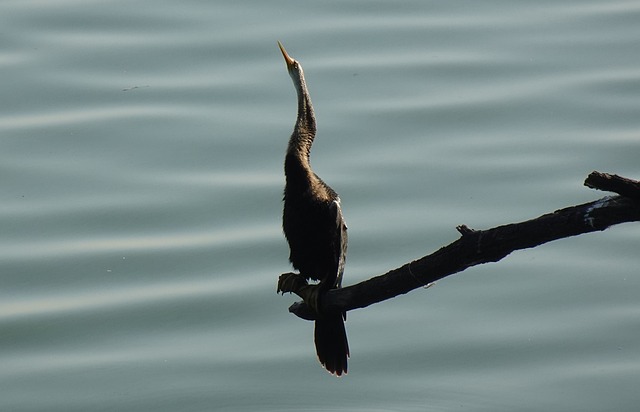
[277,41,295,70]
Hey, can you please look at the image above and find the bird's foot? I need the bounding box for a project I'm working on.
[277,273,322,315]
[277,272,308,295]
[303,285,321,314]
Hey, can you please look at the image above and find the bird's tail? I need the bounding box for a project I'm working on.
[314,314,349,376]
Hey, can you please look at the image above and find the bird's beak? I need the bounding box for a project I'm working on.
[278,41,295,70]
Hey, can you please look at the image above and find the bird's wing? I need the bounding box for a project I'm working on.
[330,198,348,289]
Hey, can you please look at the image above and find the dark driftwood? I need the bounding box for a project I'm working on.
[280,171,640,321]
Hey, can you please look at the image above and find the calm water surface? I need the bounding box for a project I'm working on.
[1,1,639,411]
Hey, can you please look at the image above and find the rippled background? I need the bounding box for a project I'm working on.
[2,1,639,411]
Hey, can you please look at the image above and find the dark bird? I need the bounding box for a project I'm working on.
[277,41,349,376]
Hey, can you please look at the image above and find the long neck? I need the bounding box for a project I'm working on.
[284,70,329,199]
[287,74,316,163]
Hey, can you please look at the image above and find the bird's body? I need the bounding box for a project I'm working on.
[278,41,349,376]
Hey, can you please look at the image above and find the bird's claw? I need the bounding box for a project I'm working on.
[277,273,322,315]
[277,272,308,294]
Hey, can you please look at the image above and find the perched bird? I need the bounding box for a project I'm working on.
[277,41,349,376]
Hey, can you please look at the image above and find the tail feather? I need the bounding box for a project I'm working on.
[314,315,349,376]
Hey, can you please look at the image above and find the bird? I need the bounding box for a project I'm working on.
[277,41,349,376]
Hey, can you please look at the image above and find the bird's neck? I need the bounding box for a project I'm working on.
[295,77,316,133]
[285,128,315,191]
[287,79,317,163]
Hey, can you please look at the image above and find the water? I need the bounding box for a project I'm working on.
[1,0,639,410]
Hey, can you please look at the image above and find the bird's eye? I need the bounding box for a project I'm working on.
[293,62,299,69]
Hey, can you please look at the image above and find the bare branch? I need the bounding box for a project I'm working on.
[585,171,640,201]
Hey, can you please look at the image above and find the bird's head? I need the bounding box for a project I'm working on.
[278,41,315,132]
[278,41,306,89]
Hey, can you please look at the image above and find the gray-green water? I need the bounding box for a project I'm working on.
[2,1,639,411]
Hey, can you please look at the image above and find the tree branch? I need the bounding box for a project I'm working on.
[584,171,640,201]
[280,171,640,320]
